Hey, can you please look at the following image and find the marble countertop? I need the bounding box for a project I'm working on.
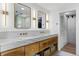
[0,33,58,52]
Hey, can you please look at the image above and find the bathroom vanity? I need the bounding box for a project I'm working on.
[0,34,58,56]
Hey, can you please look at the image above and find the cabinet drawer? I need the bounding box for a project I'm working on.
[1,47,25,56]
[40,39,49,51]
[25,42,39,56]
[48,36,58,45]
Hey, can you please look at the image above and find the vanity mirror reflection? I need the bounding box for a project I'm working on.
[14,3,31,29]
[37,11,46,29]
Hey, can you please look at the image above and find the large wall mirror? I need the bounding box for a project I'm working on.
[14,3,31,29]
[37,11,46,29]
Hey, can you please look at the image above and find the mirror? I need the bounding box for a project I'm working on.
[14,3,31,29]
[37,11,46,29]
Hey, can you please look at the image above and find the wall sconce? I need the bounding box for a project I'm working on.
[46,14,49,29]
[46,20,49,29]
[46,20,49,23]
[33,17,36,28]
[33,17,36,20]
[2,11,8,15]
[1,3,8,28]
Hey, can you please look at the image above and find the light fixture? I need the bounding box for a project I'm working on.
[46,20,49,22]
[21,8,24,10]
[33,9,36,28]
[33,17,36,20]
[2,11,8,15]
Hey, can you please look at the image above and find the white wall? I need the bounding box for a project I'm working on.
[49,10,59,34]
[67,15,76,45]
[0,30,49,40]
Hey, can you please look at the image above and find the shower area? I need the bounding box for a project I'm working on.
[59,10,76,54]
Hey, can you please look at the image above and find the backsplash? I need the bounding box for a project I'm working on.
[0,30,50,39]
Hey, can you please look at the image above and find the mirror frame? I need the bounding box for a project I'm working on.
[14,3,31,29]
[37,10,46,29]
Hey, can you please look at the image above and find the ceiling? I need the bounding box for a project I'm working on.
[35,3,79,12]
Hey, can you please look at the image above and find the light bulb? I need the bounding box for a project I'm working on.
[21,8,24,10]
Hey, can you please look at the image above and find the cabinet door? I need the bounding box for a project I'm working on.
[1,47,25,56]
[40,39,49,51]
[25,42,39,56]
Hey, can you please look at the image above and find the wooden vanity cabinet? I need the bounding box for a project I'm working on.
[25,42,40,56]
[1,47,25,56]
[0,36,58,56]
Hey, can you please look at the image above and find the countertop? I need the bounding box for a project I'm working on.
[0,33,57,52]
